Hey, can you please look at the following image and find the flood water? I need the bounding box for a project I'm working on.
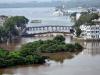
[0,36,100,75]
[0,7,100,75]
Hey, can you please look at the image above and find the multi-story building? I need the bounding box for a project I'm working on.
[80,25,100,40]
[80,19,100,40]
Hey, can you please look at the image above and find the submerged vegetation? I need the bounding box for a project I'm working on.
[0,35,83,68]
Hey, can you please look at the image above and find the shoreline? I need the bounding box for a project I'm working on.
[73,36,100,41]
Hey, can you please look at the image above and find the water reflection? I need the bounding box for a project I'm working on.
[0,39,21,51]
[42,52,76,64]
[0,65,42,75]
[74,39,100,56]
[83,41,100,56]
[0,35,72,51]
[0,52,81,75]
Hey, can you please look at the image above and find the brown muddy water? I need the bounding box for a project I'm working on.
[0,36,100,75]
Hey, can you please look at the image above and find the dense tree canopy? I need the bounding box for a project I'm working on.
[20,35,83,53]
[10,16,29,29]
[0,48,45,68]
[0,26,8,42]
[75,13,99,27]
[0,16,29,43]
[53,35,65,42]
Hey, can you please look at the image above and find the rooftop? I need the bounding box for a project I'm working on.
[27,17,74,27]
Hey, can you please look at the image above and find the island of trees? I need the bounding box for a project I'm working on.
[0,35,83,68]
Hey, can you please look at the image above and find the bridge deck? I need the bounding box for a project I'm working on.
[24,25,73,35]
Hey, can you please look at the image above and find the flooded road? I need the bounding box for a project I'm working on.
[0,36,100,75]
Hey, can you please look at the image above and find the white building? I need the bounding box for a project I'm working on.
[76,13,81,20]
[53,9,64,16]
[80,18,100,40]
[68,7,88,14]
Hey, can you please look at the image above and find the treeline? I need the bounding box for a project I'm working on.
[0,35,83,68]
[0,16,29,43]
[75,13,99,28]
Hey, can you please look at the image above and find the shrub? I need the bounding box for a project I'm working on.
[53,35,65,42]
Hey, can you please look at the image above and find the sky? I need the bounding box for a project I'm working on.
[0,0,52,3]
[0,0,71,3]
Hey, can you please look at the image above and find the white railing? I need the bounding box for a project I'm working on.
[26,25,73,34]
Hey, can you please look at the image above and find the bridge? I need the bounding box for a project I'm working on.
[23,25,73,36]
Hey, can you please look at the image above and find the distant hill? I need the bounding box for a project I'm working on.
[65,0,100,8]
[0,1,54,8]
[0,0,100,8]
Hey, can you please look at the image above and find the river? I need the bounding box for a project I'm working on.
[0,7,100,75]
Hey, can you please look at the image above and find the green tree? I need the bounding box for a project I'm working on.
[70,12,77,17]
[76,28,82,37]
[53,35,65,42]
[4,18,19,42]
[0,48,9,58]
[8,51,21,58]
[3,16,28,43]
[75,13,99,27]
[12,16,29,29]
[0,26,8,42]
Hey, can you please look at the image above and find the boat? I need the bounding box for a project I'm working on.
[31,20,42,23]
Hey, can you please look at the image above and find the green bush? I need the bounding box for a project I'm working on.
[53,35,65,42]
[20,36,83,53]
[0,48,45,68]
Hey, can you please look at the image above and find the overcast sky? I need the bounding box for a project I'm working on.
[0,0,71,3]
[0,0,53,3]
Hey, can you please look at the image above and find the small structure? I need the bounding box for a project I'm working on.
[68,7,88,14]
[88,7,99,13]
[53,9,64,16]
